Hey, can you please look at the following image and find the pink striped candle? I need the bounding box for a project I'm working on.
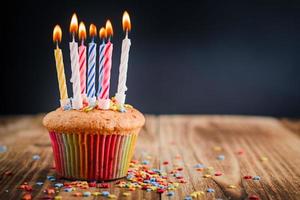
[78,22,87,95]
[99,20,113,102]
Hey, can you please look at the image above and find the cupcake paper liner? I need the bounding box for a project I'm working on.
[49,131,139,181]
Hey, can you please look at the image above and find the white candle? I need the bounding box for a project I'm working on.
[116,11,132,105]
[69,13,83,109]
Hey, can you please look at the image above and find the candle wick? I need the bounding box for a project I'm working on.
[56,42,59,49]
[126,30,128,38]
[72,33,75,42]
[81,39,84,46]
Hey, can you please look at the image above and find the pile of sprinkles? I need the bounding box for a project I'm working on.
[2,146,263,200]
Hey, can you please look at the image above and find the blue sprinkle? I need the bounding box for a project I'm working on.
[36,182,44,186]
[83,191,91,197]
[194,164,205,168]
[64,188,73,192]
[102,191,110,197]
[49,178,56,182]
[32,155,41,160]
[158,185,165,189]
[253,176,261,181]
[146,188,152,192]
[207,188,215,193]
[174,173,182,177]
[217,155,225,161]
[47,175,55,180]
[126,174,134,179]
[151,182,159,186]
[142,160,150,165]
[0,145,7,153]
[167,191,175,196]
[150,178,156,182]
[54,183,64,188]
[184,196,192,200]
[144,180,151,183]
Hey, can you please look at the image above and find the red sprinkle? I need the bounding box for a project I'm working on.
[177,167,183,171]
[237,149,244,155]
[4,171,13,176]
[249,195,260,200]
[97,183,109,188]
[163,161,169,165]
[24,185,33,192]
[157,189,165,193]
[215,171,222,176]
[244,175,252,179]
[22,193,32,200]
[88,182,97,187]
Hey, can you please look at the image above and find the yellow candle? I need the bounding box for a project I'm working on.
[53,25,68,100]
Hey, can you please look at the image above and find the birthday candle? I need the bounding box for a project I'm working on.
[99,20,113,100]
[78,22,87,96]
[116,11,132,105]
[87,24,97,101]
[97,27,106,97]
[53,25,68,105]
[69,13,83,109]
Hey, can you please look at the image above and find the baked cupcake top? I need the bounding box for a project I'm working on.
[43,107,145,134]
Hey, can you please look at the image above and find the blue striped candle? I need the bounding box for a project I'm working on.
[87,24,97,103]
[87,41,96,98]
[97,41,106,97]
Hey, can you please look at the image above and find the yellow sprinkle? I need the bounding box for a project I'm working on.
[213,146,222,151]
[203,174,212,178]
[92,192,101,196]
[108,194,117,199]
[260,156,268,162]
[124,104,133,108]
[190,192,197,198]
[54,196,62,200]
[123,192,131,196]
[196,191,205,196]
[228,184,237,189]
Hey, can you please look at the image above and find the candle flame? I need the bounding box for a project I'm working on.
[122,11,131,31]
[105,20,113,37]
[53,25,62,43]
[78,22,86,40]
[99,27,107,39]
[70,13,78,33]
[89,24,97,38]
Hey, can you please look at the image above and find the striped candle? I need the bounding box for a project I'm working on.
[116,11,132,105]
[99,21,113,100]
[79,45,86,94]
[69,13,82,109]
[97,27,106,98]
[99,41,113,99]
[53,25,68,101]
[87,24,97,100]
[78,22,87,95]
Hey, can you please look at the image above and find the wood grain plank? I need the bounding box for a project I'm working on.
[0,115,159,200]
[159,115,300,200]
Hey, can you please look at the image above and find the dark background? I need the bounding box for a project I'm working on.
[1,0,300,117]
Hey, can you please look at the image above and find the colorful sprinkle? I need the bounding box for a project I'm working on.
[0,145,7,153]
[244,175,252,179]
[123,192,131,196]
[217,155,225,160]
[228,184,237,189]
[253,176,261,181]
[260,156,268,162]
[54,196,62,200]
[167,191,175,196]
[92,192,101,196]
[54,183,64,188]
[22,193,32,200]
[184,196,192,200]
[215,171,223,176]
[249,194,260,200]
[207,188,215,193]
[36,182,44,186]
[213,146,222,151]
[83,191,91,197]
[102,191,110,197]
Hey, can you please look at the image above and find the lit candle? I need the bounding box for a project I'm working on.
[98,20,113,110]
[69,13,83,109]
[52,25,70,108]
[97,27,106,98]
[78,22,87,97]
[87,24,97,103]
[116,11,132,105]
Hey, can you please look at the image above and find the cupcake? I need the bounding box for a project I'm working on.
[43,106,145,181]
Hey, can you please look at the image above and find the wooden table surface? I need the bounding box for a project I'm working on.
[0,115,300,200]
